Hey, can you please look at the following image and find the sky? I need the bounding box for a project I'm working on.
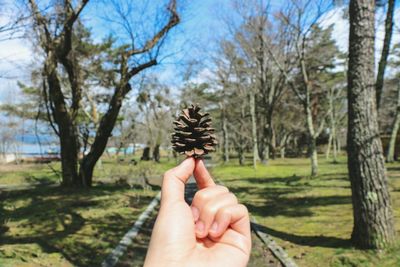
[0,0,399,105]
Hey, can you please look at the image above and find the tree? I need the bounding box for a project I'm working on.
[28,0,179,187]
[375,0,396,109]
[347,0,395,248]
[136,77,175,163]
[386,43,400,162]
[263,0,342,176]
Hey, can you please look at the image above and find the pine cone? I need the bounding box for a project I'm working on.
[171,104,217,158]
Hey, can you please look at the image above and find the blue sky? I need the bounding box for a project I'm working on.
[0,0,399,105]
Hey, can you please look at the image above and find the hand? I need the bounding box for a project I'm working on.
[144,157,251,267]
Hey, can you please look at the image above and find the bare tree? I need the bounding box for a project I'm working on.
[347,0,395,248]
[264,0,339,176]
[28,0,179,187]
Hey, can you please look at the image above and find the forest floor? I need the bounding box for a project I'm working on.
[1,156,399,266]
[212,156,400,267]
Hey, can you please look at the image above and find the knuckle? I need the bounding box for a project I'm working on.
[227,192,238,203]
[220,206,232,218]
[238,204,249,214]
[215,185,229,192]
[194,190,211,203]
[202,203,219,217]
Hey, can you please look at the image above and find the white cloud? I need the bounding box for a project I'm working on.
[190,68,215,84]
[320,6,400,64]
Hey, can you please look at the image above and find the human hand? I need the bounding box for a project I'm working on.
[144,157,251,267]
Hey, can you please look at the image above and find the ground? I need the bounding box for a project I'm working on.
[0,156,399,266]
[211,156,400,267]
[0,158,172,267]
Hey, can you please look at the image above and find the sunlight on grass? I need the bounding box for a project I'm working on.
[0,157,175,266]
[211,156,400,267]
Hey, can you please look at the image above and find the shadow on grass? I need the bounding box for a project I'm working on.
[237,186,351,217]
[222,175,303,184]
[251,222,350,249]
[221,171,354,254]
[0,184,153,266]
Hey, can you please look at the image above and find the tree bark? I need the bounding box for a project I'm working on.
[386,83,400,163]
[153,144,160,163]
[375,0,396,109]
[306,103,318,177]
[45,56,81,186]
[347,0,396,249]
[221,105,229,163]
[141,147,151,161]
[250,91,259,169]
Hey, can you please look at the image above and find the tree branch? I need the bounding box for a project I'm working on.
[125,0,179,57]
[128,59,157,79]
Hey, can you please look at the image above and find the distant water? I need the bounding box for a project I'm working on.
[12,134,59,156]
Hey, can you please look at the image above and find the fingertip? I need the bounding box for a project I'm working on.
[194,158,215,189]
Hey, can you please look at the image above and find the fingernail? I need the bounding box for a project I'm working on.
[210,221,218,232]
[191,206,199,221]
[195,220,204,234]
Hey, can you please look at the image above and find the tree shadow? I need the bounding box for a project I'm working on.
[0,183,154,266]
[251,222,350,248]
[222,175,302,185]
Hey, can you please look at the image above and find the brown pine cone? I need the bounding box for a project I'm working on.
[171,104,217,157]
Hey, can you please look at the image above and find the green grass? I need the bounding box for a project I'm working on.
[0,158,174,266]
[211,156,400,267]
[2,156,399,266]
[0,164,61,186]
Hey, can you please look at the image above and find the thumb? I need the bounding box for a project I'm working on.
[161,157,195,204]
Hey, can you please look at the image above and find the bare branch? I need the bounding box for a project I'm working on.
[125,0,179,57]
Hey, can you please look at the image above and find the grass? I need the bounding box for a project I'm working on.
[0,157,173,266]
[0,164,60,186]
[2,155,399,266]
[211,156,400,267]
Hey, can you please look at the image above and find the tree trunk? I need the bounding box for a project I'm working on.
[46,57,81,187]
[309,136,318,177]
[78,83,133,187]
[333,136,338,163]
[250,91,259,169]
[222,108,229,163]
[386,83,400,163]
[153,144,160,163]
[280,147,285,159]
[375,0,395,109]
[238,148,245,166]
[59,127,80,186]
[326,132,333,159]
[141,147,151,161]
[347,0,396,249]
[306,104,318,177]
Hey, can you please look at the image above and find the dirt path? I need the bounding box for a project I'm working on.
[116,178,282,267]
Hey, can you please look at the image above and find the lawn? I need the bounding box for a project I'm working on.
[0,158,173,266]
[1,156,399,266]
[211,156,400,267]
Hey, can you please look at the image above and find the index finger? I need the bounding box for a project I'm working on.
[193,158,215,189]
